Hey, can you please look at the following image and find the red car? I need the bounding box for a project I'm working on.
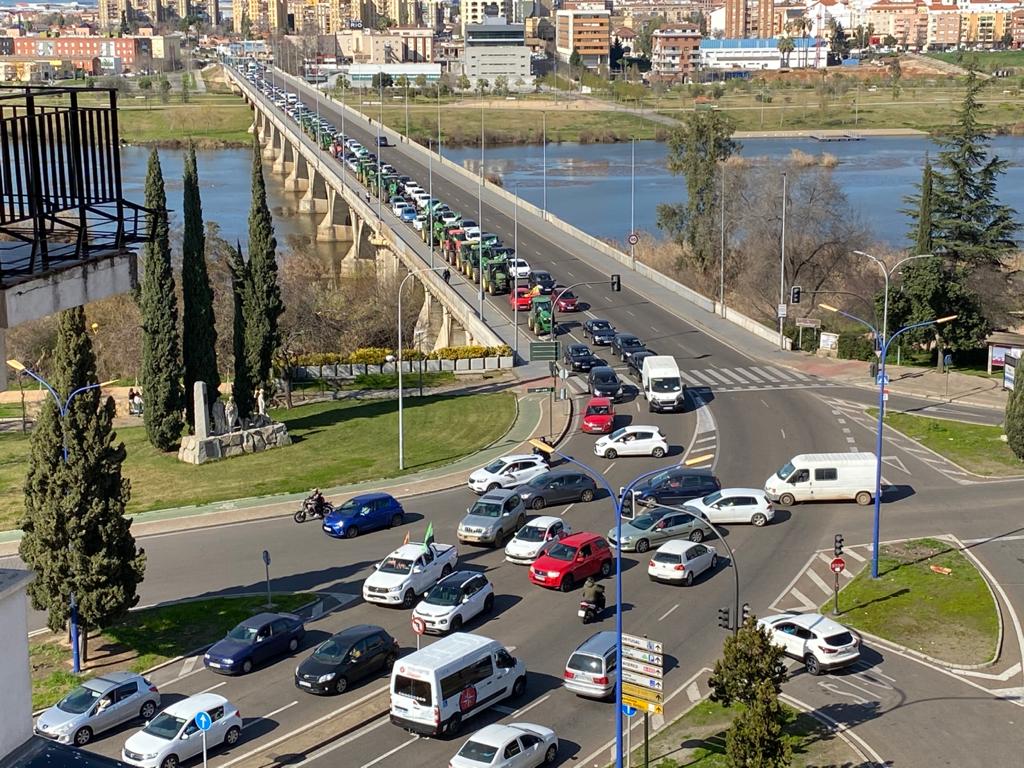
[510,286,532,311]
[529,532,613,591]
[555,289,579,312]
[581,397,615,434]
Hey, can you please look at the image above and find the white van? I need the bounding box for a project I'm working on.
[389,633,527,737]
[641,356,686,413]
[764,452,876,506]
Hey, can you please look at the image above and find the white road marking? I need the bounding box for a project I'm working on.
[693,434,716,445]
[626,310,636,317]
[717,368,749,384]
[699,368,732,385]
[658,605,678,621]
[806,567,833,596]
[360,735,420,768]
[685,682,701,703]
[248,700,298,726]
[180,656,199,676]
[780,428,786,440]
[779,693,885,764]
[199,681,227,694]
[606,461,617,473]
[750,367,777,381]
[28,628,48,638]
[560,503,575,516]
[510,693,551,718]
[843,547,866,562]
[765,366,798,381]
[303,719,390,764]
[962,533,1024,545]
[492,705,515,715]
[818,680,869,705]
[789,587,819,611]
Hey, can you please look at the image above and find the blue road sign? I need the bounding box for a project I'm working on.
[621,703,637,717]
[875,373,889,386]
[195,711,212,732]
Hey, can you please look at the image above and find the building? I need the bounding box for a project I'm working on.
[926,1,961,47]
[287,0,349,34]
[463,12,532,87]
[555,7,610,67]
[650,25,701,82]
[335,27,434,62]
[0,570,34,761]
[959,0,1015,47]
[699,36,824,69]
[1012,7,1024,47]
[462,0,514,36]
[97,0,165,30]
[233,0,287,32]
[864,0,927,48]
[345,61,440,84]
[724,0,774,38]
[12,35,154,72]
[176,0,220,23]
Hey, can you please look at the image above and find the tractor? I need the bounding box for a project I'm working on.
[527,295,553,336]
[444,230,467,265]
[481,254,511,295]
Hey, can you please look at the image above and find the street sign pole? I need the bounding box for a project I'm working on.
[830,557,845,615]
[834,569,839,615]
[262,550,272,608]
[195,711,212,768]
[643,713,649,768]
[202,729,208,768]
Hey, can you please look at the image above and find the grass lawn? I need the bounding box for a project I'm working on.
[342,371,456,390]
[627,699,860,768]
[870,409,1023,476]
[827,538,998,665]
[116,95,254,145]
[31,593,313,710]
[927,51,1024,72]
[0,392,516,532]
[0,403,25,419]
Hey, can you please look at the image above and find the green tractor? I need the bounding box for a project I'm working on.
[459,242,479,276]
[481,254,510,295]
[527,295,553,336]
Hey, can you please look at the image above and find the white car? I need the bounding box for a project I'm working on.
[391,199,409,217]
[467,454,549,493]
[412,570,494,634]
[647,540,718,586]
[463,225,482,241]
[594,426,669,459]
[413,192,431,209]
[412,214,427,231]
[684,488,775,527]
[441,210,461,225]
[758,613,862,676]
[451,723,559,768]
[505,516,572,565]
[508,258,531,279]
[121,693,242,768]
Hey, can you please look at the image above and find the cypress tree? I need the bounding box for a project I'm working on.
[230,241,256,418]
[246,136,284,388]
[915,155,933,256]
[181,142,219,430]
[724,680,792,768]
[1006,381,1024,461]
[139,149,184,450]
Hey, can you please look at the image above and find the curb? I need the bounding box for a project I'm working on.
[779,692,883,765]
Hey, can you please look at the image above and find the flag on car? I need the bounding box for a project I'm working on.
[423,522,434,551]
[402,531,410,546]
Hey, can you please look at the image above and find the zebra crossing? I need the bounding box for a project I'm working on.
[680,364,833,393]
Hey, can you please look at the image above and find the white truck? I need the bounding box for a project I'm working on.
[363,542,458,608]
[641,355,686,413]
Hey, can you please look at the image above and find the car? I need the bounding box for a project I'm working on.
[504,516,572,565]
[515,470,598,510]
[529,532,612,591]
[204,612,305,674]
[527,270,556,295]
[377,135,390,147]
[758,613,862,675]
[563,631,616,699]
[508,257,531,279]
[684,488,775,527]
[626,349,657,380]
[458,488,527,546]
[554,289,578,312]
[363,541,459,607]
[583,319,616,345]
[564,343,597,372]
[612,333,646,362]
[594,425,668,459]
[121,693,242,768]
[510,286,533,311]
[608,507,712,552]
[463,223,482,240]
[399,205,418,222]
[390,197,407,216]
[581,397,615,434]
[648,540,718,585]
[450,723,559,768]
[322,492,405,538]
[587,366,623,401]
[467,454,549,494]
[412,213,427,231]
[413,570,495,634]
[295,624,400,695]
[631,468,721,507]
[34,672,160,747]
[440,210,461,225]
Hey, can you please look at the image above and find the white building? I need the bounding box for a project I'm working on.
[0,569,34,762]
[344,62,442,85]
[464,13,533,87]
[700,36,827,69]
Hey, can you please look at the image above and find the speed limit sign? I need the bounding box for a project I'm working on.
[411,616,425,636]
[628,233,639,245]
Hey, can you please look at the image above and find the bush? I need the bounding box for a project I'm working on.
[838,332,876,361]
[347,347,393,365]
[1006,383,1024,460]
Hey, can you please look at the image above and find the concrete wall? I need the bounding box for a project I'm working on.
[0,569,35,761]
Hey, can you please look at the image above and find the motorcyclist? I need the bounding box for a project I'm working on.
[309,488,327,517]
[533,436,552,466]
[581,577,605,612]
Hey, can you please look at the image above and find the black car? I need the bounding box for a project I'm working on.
[612,333,647,362]
[584,319,616,346]
[627,349,657,380]
[516,470,599,510]
[564,343,598,372]
[528,270,556,295]
[588,365,624,401]
[295,624,399,695]
[630,468,721,507]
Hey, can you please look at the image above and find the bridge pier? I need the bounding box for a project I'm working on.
[262,120,279,161]
[271,135,294,176]
[299,166,329,213]
[284,151,310,193]
[373,235,399,284]
[316,186,354,241]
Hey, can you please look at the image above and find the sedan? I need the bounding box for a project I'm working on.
[584,318,616,345]
[627,349,656,380]
[413,571,495,634]
[612,333,646,361]
[684,489,775,527]
[528,270,556,295]
[508,258,531,279]
[648,541,718,586]
[399,205,418,223]
[554,289,578,312]
[322,492,405,538]
[564,343,597,372]
[608,508,712,553]
[510,286,533,311]
[594,425,668,459]
[295,624,399,694]
[441,210,461,225]
[204,612,305,674]
[516,470,597,510]
[451,723,559,768]
[588,366,623,401]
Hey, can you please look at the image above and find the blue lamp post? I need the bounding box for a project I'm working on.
[816,306,957,578]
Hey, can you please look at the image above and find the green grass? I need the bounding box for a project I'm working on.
[828,538,998,665]
[870,408,1023,476]
[31,593,313,710]
[116,94,254,145]
[343,371,456,390]
[0,392,516,532]
[0,403,24,419]
[927,51,1024,72]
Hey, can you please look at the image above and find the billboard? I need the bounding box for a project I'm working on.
[1005,351,1018,392]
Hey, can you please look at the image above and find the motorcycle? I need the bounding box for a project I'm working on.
[294,496,333,524]
[578,597,605,624]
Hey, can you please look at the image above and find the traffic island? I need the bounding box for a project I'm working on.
[826,538,999,666]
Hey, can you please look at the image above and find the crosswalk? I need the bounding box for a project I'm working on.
[680,364,832,392]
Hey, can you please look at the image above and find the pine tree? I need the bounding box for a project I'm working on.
[139,149,184,450]
[245,136,284,389]
[181,142,219,430]
[1006,381,1024,461]
[724,679,792,768]
[230,240,256,418]
[709,616,788,708]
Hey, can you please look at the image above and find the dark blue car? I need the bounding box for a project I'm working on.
[322,493,405,539]
[204,612,305,675]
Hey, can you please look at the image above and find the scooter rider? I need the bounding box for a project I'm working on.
[581,577,605,612]
[309,488,327,517]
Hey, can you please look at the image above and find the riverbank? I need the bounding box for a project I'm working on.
[115,96,253,146]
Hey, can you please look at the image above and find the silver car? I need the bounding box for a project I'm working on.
[608,507,713,553]
[458,488,527,547]
[34,671,160,746]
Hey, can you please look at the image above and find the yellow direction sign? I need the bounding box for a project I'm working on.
[621,694,663,715]
[622,682,664,704]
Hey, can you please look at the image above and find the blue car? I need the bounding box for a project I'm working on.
[399,206,417,223]
[204,612,305,675]
[322,493,405,539]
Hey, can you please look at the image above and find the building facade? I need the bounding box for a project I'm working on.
[233,0,287,32]
[463,13,532,86]
[98,0,165,30]
[462,0,514,36]
[555,7,610,67]
[12,34,154,72]
[176,0,220,23]
[724,0,774,39]
[864,0,927,47]
[335,27,434,62]
[650,25,701,81]
[699,36,824,69]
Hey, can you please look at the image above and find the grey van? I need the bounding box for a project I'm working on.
[563,631,617,699]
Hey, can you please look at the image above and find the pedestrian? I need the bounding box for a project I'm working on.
[127,388,138,416]
[132,390,144,416]
[442,268,451,284]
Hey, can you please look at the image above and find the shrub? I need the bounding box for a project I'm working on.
[838,332,876,361]
[346,347,393,365]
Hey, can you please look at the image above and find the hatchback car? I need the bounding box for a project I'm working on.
[581,397,615,434]
[648,541,718,585]
[527,270,556,295]
[451,723,559,768]
[594,425,669,459]
[467,454,549,493]
[508,258,531,279]
[399,205,418,223]
[758,613,862,675]
[504,516,572,565]
[121,693,242,768]
[630,468,721,507]
[529,532,612,591]
[564,343,597,372]
[295,624,399,694]
[612,333,646,362]
[510,286,532,311]
[516,470,597,510]
[608,508,712,552]
[685,489,775,527]
[204,612,305,674]
[588,366,623,401]
[322,492,405,538]
[35,672,160,747]
[554,289,578,312]
[583,319,616,345]
[413,570,495,634]
[458,488,527,546]
[563,631,617,699]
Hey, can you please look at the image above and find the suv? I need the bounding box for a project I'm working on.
[529,532,613,592]
[458,488,527,546]
[758,613,862,675]
[35,672,160,747]
[612,333,646,362]
[630,468,721,507]
[563,631,617,699]
[412,571,495,634]
[467,454,549,494]
[583,318,616,345]
[528,270,556,294]
[122,694,242,768]
[564,343,598,372]
[516,470,598,510]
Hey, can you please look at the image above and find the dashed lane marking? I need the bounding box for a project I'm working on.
[359,735,420,768]
[659,605,678,622]
[247,700,298,727]
[303,719,389,765]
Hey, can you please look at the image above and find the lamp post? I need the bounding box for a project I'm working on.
[478,106,484,320]
[629,137,636,268]
[778,171,787,350]
[719,164,726,317]
[376,77,384,222]
[428,141,434,269]
[542,111,547,220]
[817,306,957,578]
[514,183,520,356]
[853,250,935,345]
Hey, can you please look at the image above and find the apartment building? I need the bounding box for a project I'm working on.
[650,25,701,82]
[926,1,961,47]
[864,0,927,47]
[724,0,774,38]
[232,0,287,32]
[98,0,164,30]
[175,0,220,23]
[555,6,610,67]
[12,34,154,72]
[462,0,514,36]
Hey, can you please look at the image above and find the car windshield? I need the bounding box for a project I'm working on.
[546,542,577,561]
[570,347,587,356]
[595,372,616,384]
[568,653,603,673]
[560,291,576,299]
[519,525,549,542]
[592,322,611,332]
[425,584,463,606]
[337,498,371,513]
[483,459,508,474]
[609,427,627,440]
[702,491,723,505]
[825,631,855,647]
[586,404,611,416]
[393,675,431,704]
[777,462,796,480]
[651,377,682,393]
[143,713,186,740]
[470,502,502,518]
[313,638,351,661]
[652,551,682,564]
[227,624,259,642]
[630,515,658,531]
[56,685,101,714]
[379,557,414,574]
[458,740,499,763]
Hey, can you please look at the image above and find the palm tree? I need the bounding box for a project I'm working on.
[778,36,795,68]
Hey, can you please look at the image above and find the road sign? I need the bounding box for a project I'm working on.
[621,647,663,666]
[622,658,663,679]
[796,317,821,329]
[623,671,664,690]
[195,711,212,732]
[628,233,639,246]
[831,557,846,574]
[875,372,890,386]
[411,616,426,636]
[261,550,271,566]
[777,303,788,318]
[622,683,663,705]
[621,694,663,715]
[530,341,560,361]
[527,386,555,393]
[622,634,663,655]
[621,703,637,717]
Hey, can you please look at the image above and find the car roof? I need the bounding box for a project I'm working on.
[464,723,528,746]
[568,343,589,352]
[164,693,229,717]
[240,612,289,628]
[621,424,659,432]
[655,539,704,555]
[573,630,617,656]
[524,515,563,528]
[761,612,850,635]
[586,396,612,406]
[716,488,767,497]
[438,570,486,588]
[494,454,540,464]
[590,365,616,375]
[330,624,388,642]
[559,532,603,546]
[348,492,396,503]
[478,488,519,502]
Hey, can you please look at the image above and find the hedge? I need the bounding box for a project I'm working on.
[294,345,513,367]
[838,332,876,361]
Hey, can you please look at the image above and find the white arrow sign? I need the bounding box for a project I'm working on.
[623,671,664,690]
[622,658,663,678]
[622,647,664,667]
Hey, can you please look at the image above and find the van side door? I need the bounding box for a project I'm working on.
[812,467,838,499]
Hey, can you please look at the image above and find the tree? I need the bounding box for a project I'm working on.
[476,77,490,95]
[457,73,471,91]
[634,17,664,59]
[415,73,427,90]
[724,679,792,768]
[777,36,795,67]
[708,617,788,708]
[568,47,583,71]
[229,241,256,417]
[20,307,145,663]
[119,9,130,35]
[181,142,219,430]
[396,75,409,90]
[371,72,394,90]
[610,38,625,71]
[493,75,509,96]
[180,72,191,103]
[912,155,934,255]
[240,9,252,39]
[139,149,184,451]
[1001,30,1013,49]
[157,75,170,103]
[829,20,849,59]
[657,109,738,273]
[883,33,898,48]
[1006,382,1024,461]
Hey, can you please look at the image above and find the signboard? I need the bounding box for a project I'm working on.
[195,712,212,732]
[621,694,663,715]
[875,373,889,386]
[1005,351,1019,391]
[628,233,640,245]
[830,557,846,574]
[622,634,663,655]
[530,341,560,361]
[622,658,663,679]
[621,703,638,717]
[527,387,554,393]
[621,633,664,716]
[990,345,1019,369]
[623,671,664,690]
[796,317,821,329]
[819,331,839,351]
[411,616,425,635]
[622,682,663,704]
[777,303,788,319]
[622,647,663,666]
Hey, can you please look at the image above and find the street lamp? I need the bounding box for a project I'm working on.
[477,106,484,320]
[513,182,520,356]
[817,305,957,578]
[853,250,935,344]
[629,137,636,269]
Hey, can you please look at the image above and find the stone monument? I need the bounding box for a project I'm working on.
[178,382,291,465]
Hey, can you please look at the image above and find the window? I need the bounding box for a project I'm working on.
[504,741,523,759]
[270,619,292,635]
[815,468,838,481]
[521,734,543,749]
[209,706,225,722]
[579,544,593,558]
[395,675,432,704]
[114,683,138,702]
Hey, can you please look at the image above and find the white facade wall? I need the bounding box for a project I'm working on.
[0,570,34,762]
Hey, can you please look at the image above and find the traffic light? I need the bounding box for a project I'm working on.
[790,285,802,304]
[717,606,732,631]
[741,603,751,624]
[610,274,621,292]
[834,533,844,557]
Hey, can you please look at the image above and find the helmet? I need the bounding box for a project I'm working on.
[585,577,596,587]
